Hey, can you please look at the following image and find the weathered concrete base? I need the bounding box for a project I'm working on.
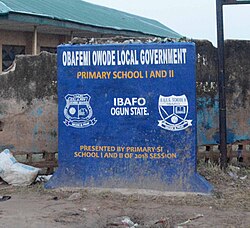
[45,167,213,193]
[52,186,212,197]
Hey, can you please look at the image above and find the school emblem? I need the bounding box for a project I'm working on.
[158,95,192,131]
[63,94,97,128]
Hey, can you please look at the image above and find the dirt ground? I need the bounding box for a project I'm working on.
[0,162,249,228]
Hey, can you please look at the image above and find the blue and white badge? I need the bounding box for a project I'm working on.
[158,95,192,131]
[63,94,97,128]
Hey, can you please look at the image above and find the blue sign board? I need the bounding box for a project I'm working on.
[46,42,212,193]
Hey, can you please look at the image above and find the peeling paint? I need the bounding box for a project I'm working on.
[0,52,57,153]
[195,40,250,145]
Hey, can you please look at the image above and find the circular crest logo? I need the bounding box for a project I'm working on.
[63,94,97,128]
[158,95,192,131]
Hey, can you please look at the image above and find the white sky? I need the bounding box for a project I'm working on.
[84,0,250,46]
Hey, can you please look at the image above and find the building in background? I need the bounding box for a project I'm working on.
[0,0,181,72]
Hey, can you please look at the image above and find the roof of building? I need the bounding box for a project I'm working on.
[0,0,182,38]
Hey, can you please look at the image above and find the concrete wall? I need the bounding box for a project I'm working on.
[0,40,249,156]
[0,52,57,153]
[196,40,250,145]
